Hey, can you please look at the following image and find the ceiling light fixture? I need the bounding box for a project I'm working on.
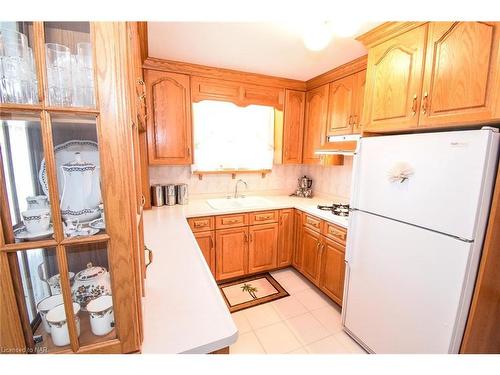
[301,21,334,51]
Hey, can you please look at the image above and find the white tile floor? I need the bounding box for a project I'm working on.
[229,267,367,354]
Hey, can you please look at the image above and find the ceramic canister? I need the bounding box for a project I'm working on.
[36,294,64,333]
[46,302,81,347]
[86,295,114,336]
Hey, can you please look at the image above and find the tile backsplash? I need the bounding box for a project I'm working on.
[149,157,353,201]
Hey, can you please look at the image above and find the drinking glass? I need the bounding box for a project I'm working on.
[75,42,94,107]
[45,43,72,106]
[0,28,33,104]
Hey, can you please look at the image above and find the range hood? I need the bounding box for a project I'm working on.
[315,134,361,155]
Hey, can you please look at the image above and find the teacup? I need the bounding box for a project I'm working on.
[46,302,81,346]
[21,209,51,234]
[36,294,64,333]
[26,195,49,209]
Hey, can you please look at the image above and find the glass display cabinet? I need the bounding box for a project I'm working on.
[0,22,144,354]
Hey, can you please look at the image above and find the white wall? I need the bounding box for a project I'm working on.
[149,158,353,201]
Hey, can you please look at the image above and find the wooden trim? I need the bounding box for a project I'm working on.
[356,22,428,47]
[0,240,58,252]
[0,252,27,352]
[76,339,123,354]
[93,22,142,353]
[60,233,110,246]
[209,346,229,354]
[306,55,368,90]
[193,169,271,180]
[56,244,80,352]
[460,166,500,353]
[143,57,306,91]
[32,22,46,105]
[137,22,148,64]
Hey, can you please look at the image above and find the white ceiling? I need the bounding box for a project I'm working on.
[147,22,382,81]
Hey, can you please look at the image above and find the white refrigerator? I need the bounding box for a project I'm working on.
[342,127,499,354]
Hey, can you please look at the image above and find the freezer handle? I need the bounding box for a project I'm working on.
[341,259,351,326]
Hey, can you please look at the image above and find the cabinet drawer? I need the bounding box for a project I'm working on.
[322,222,347,246]
[215,213,249,229]
[249,210,278,225]
[303,214,322,233]
[188,216,215,232]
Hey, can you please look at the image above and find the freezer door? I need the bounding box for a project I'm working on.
[342,211,474,354]
[350,129,498,240]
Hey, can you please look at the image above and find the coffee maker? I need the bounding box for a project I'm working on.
[292,175,313,198]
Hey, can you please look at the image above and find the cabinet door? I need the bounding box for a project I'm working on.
[420,22,500,127]
[277,209,294,267]
[319,237,346,305]
[302,84,329,164]
[145,70,192,165]
[282,90,305,164]
[248,223,278,274]
[363,25,427,131]
[194,231,216,277]
[301,227,322,284]
[352,69,366,134]
[326,75,355,136]
[215,227,248,281]
[292,210,303,270]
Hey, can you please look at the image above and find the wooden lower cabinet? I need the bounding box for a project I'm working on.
[277,209,294,267]
[193,231,216,277]
[319,237,346,305]
[292,210,303,270]
[248,223,278,274]
[301,227,322,284]
[215,227,248,281]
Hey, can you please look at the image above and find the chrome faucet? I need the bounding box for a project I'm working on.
[234,179,247,198]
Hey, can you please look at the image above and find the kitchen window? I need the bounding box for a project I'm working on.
[191,100,275,172]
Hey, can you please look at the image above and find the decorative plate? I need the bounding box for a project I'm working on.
[14,225,54,241]
[89,218,105,230]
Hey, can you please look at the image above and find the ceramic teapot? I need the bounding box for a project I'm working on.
[72,262,111,310]
[60,152,101,222]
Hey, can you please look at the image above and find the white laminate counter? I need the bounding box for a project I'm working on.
[141,195,349,353]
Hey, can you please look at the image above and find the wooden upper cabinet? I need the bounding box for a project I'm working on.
[352,69,366,133]
[282,90,305,164]
[191,76,284,109]
[363,24,427,131]
[145,70,192,165]
[277,209,294,267]
[215,227,248,281]
[302,84,329,164]
[420,22,500,127]
[319,238,346,305]
[248,223,278,274]
[326,75,355,136]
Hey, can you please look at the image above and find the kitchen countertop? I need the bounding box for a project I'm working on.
[141,194,349,354]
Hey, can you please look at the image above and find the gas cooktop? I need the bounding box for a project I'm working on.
[317,203,350,217]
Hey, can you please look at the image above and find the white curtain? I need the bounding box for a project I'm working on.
[192,100,275,171]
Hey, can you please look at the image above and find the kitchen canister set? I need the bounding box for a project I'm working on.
[151,183,188,207]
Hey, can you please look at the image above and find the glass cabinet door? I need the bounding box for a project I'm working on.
[0,113,55,244]
[50,114,105,239]
[0,22,39,105]
[43,22,95,108]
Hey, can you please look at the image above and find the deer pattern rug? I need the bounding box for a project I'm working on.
[218,273,289,313]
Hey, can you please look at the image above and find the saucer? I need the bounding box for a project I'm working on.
[14,225,54,241]
[66,227,100,238]
[89,218,105,230]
